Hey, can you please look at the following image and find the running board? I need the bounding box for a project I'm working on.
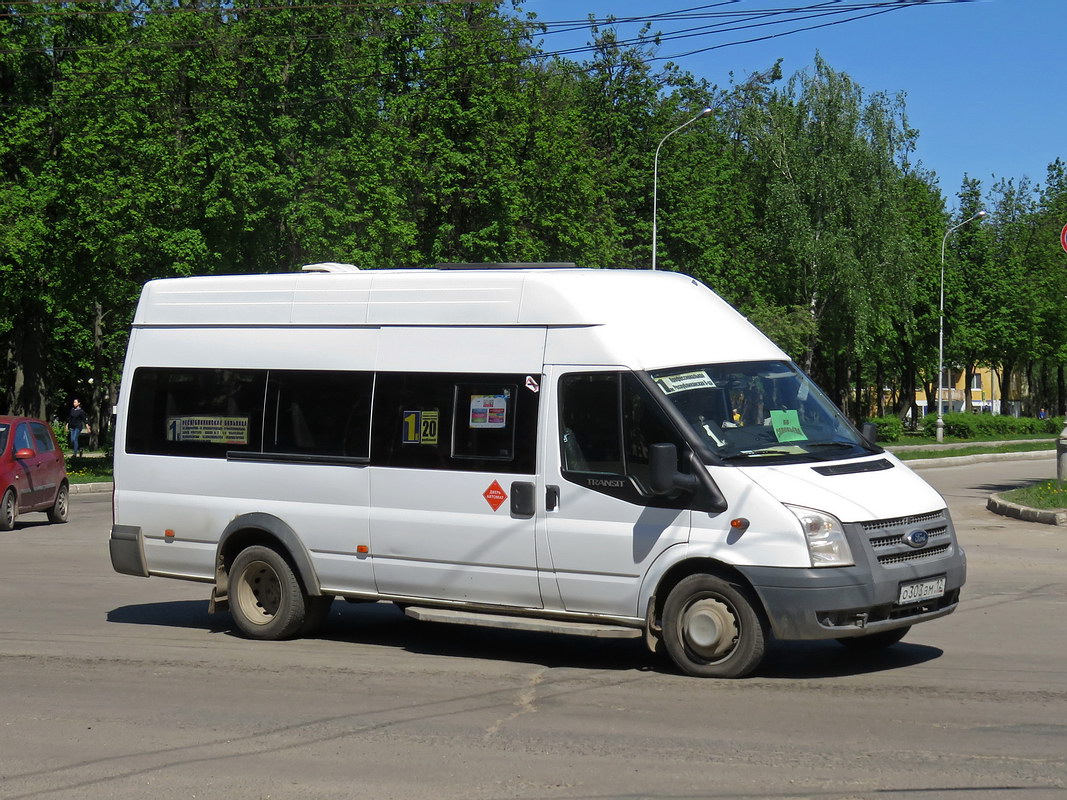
[403,607,642,639]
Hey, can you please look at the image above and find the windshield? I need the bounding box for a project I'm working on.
[650,361,876,464]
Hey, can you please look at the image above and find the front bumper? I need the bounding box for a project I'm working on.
[738,510,967,640]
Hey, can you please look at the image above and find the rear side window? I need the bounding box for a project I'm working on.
[264,370,373,459]
[372,372,538,473]
[0,423,9,454]
[29,422,55,453]
[126,368,266,458]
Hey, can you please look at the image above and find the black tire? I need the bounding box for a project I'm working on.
[47,482,70,524]
[662,573,767,678]
[229,545,309,640]
[299,595,334,636]
[0,488,16,531]
[836,625,911,651]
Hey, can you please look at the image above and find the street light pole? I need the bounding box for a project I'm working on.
[936,209,986,442]
[652,107,712,270]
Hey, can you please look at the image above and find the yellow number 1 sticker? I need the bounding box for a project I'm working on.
[402,410,439,445]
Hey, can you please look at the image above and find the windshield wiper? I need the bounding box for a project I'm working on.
[805,441,857,449]
[722,449,795,459]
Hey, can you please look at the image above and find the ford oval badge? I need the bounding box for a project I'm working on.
[902,529,929,549]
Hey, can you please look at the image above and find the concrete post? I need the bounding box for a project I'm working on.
[1058,421,1067,482]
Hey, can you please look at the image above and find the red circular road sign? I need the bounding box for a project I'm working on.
[1062,223,1067,254]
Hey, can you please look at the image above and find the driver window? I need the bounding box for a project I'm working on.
[558,372,690,507]
[14,424,33,452]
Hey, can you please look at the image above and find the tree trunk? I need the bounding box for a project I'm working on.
[90,300,108,451]
[4,310,48,419]
[964,363,974,413]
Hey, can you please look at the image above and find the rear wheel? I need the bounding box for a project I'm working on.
[47,482,69,524]
[229,545,309,640]
[0,489,16,531]
[836,625,910,651]
[662,573,767,678]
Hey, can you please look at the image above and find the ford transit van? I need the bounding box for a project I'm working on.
[109,264,965,677]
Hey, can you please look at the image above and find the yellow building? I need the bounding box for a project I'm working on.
[916,366,1002,416]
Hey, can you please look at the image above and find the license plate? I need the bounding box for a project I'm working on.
[897,576,946,605]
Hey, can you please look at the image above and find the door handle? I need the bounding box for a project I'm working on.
[510,481,536,517]
[546,485,560,512]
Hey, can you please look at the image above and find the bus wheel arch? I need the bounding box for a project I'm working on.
[216,513,322,599]
[649,558,770,678]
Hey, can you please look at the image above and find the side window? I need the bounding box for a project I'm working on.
[452,383,517,461]
[558,372,689,507]
[126,368,265,458]
[558,373,623,474]
[14,424,34,452]
[372,372,537,473]
[622,375,689,495]
[29,422,55,453]
[265,370,373,459]
[372,373,455,470]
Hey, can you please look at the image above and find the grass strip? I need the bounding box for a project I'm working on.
[896,441,1055,461]
[999,479,1067,510]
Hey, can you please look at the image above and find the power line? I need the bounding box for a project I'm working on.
[0,1,975,112]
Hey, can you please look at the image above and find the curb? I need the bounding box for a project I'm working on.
[987,491,1067,526]
[70,482,113,495]
[905,450,1054,470]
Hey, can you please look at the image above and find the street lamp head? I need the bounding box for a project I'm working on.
[698,107,713,117]
[977,210,987,217]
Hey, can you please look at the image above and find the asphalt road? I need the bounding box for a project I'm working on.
[1,458,1064,800]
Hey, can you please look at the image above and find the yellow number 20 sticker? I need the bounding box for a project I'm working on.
[402,410,439,445]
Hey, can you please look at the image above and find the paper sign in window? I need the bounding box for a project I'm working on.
[770,410,806,442]
[654,370,716,394]
[469,395,507,429]
[167,416,249,444]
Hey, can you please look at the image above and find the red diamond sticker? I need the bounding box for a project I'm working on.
[483,480,508,512]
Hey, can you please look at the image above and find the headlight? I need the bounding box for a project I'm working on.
[785,505,854,567]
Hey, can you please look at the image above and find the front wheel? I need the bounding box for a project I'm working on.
[47,482,69,524]
[662,573,767,678]
[836,625,911,651]
[0,488,16,531]
[229,545,310,640]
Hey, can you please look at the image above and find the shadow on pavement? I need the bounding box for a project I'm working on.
[970,478,1048,494]
[107,599,229,633]
[107,597,942,679]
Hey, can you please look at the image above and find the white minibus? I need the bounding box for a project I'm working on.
[110,264,965,677]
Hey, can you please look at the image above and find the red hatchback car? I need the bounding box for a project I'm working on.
[0,416,69,530]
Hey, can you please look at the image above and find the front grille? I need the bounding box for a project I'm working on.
[878,543,951,565]
[861,511,944,532]
[854,509,956,570]
[869,524,949,549]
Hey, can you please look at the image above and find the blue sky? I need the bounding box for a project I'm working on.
[520,0,1064,209]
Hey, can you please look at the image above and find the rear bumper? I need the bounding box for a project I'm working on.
[109,525,149,577]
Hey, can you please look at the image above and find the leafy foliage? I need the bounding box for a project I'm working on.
[0,2,1065,432]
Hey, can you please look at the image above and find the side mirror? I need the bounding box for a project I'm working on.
[860,422,878,448]
[650,443,729,513]
[14,448,35,460]
[649,443,698,495]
